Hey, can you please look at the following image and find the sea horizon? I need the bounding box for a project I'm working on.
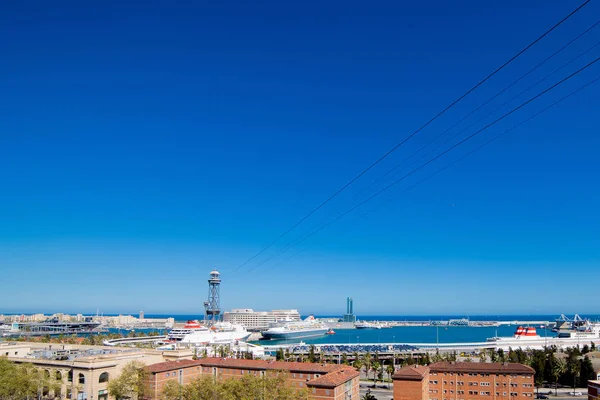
[2,312,599,322]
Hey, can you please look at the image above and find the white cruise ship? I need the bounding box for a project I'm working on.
[261,316,328,340]
[166,320,250,345]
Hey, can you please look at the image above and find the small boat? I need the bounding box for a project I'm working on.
[326,329,335,335]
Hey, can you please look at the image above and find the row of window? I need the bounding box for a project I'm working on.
[432,390,532,397]
[431,372,529,379]
[432,395,530,400]
[432,381,529,388]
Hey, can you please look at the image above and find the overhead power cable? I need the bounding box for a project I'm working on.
[355,18,600,197]
[360,75,600,220]
[241,57,600,274]
[390,38,600,189]
[228,0,590,274]
[269,20,600,249]
[252,73,600,276]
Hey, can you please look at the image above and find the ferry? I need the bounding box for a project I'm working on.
[166,320,250,345]
[355,321,382,329]
[486,320,600,350]
[261,316,328,340]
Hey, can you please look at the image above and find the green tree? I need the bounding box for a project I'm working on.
[341,353,349,365]
[371,361,381,387]
[353,358,363,372]
[308,345,316,363]
[567,354,580,392]
[362,353,372,382]
[497,348,506,363]
[580,355,595,388]
[275,348,284,361]
[182,371,309,400]
[422,352,431,365]
[0,357,61,400]
[582,345,590,355]
[530,350,546,396]
[386,363,395,387]
[377,367,384,388]
[108,361,149,400]
[160,381,182,400]
[591,342,596,352]
[362,388,377,400]
[550,357,566,396]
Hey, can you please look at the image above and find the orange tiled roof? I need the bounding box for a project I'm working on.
[306,367,359,388]
[392,365,430,381]
[146,360,203,373]
[429,362,534,375]
[198,358,343,374]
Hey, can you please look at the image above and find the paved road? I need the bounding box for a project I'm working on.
[358,385,587,400]
[359,383,394,400]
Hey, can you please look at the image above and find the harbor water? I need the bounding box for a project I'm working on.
[251,325,554,346]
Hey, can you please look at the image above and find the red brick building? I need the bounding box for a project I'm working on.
[145,358,359,400]
[146,359,204,398]
[393,362,535,400]
[588,380,600,400]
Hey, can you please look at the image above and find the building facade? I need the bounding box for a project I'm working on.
[222,309,300,330]
[145,357,359,400]
[2,342,191,400]
[393,362,535,400]
[588,380,600,400]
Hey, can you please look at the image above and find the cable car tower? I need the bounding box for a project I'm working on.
[203,270,221,325]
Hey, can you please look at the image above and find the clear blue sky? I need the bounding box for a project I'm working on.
[1,0,599,316]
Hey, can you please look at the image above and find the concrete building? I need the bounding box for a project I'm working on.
[588,380,600,400]
[145,358,360,400]
[222,309,300,330]
[1,341,193,400]
[393,362,535,400]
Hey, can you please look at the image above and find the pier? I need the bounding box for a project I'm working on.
[2,321,104,337]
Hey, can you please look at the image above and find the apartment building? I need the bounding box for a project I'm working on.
[145,357,360,400]
[394,362,535,400]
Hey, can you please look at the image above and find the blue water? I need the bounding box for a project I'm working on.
[131,314,599,345]
[253,325,558,345]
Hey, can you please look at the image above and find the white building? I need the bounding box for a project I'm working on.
[222,309,300,330]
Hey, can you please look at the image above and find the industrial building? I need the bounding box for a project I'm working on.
[393,362,535,400]
[222,308,300,330]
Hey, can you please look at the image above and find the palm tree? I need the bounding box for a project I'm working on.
[362,353,372,383]
[353,358,363,372]
[569,358,580,392]
[371,361,381,387]
[386,363,395,388]
[550,358,566,396]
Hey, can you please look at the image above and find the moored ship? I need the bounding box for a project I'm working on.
[487,319,600,350]
[354,321,382,329]
[166,320,250,345]
[261,316,328,340]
